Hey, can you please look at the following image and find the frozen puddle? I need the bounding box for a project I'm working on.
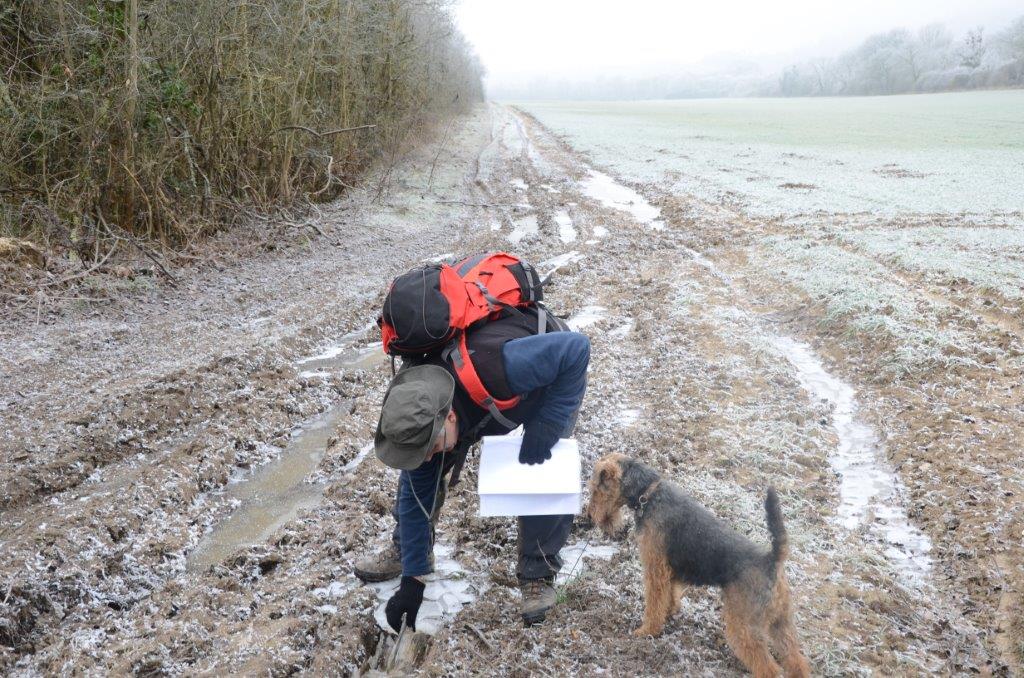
[507,214,539,244]
[187,399,373,571]
[296,322,385,374]
[297,341,385,377]
[771,336,932,583]
[555,210,577,243]
[557,541,619,585]
[188,325,386,571]
[580,169,664,230]
[367,543,483,634]
[567,305,606,330]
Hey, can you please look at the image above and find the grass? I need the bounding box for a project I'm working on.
[749,237,994,375]
[519,92,1024,215]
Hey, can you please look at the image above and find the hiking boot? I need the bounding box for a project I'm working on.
[353,542,434,582]
[353,542,403,583]
[519,577,557,625]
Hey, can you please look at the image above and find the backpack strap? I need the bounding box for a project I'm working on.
[444,335,521,429]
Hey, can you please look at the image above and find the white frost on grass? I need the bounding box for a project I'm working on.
[368,543,483,635]
[771,336,932,584]
[507,215,539,244]
[840,225,1024,301]
[580,169,665,230]
[489,220,502,231]
[555,210,577,243]
[510,178,529,191]
[592,225,608,238]
[540,184,562,193]
[568,305,607,330]
[753,237,990,374]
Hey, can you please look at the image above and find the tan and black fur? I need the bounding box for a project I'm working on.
[587,453,810,678]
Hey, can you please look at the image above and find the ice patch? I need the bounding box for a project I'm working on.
[296,322,377,365]
[368,543,483,635]
[771,336,932,584]
[540,251,585,276]
[313,580,355,599]
[608,319,634,338]
[540,184,562,193]
[425,252,454,263]
[342,442,375,473]
[580,170,664,230]
[556,541,619,585]
[489,220,502,231]
[510,178,529,191]
[568,305,606,330]
[507,215,539,244]
[555,210,577,243]
[592,225,608,238]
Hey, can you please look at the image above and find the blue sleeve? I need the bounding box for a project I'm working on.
[502,331,590,431]
[397,454,444,577]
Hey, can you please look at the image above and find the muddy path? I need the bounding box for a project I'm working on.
[0,103,1007,675]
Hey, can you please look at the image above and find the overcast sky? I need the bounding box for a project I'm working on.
[455,0,1022,90]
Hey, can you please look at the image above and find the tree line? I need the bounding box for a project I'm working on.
[776,17,1024,96]
[0,0,483,255]
[491,14,1024,101]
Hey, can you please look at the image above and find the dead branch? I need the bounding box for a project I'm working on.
[270,124,377,138]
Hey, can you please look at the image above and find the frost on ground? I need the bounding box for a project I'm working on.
[1,100,1020,676]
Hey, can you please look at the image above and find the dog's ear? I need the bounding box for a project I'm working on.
[597,459,622,487]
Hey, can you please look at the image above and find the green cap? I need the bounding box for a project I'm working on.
[375,365,455,470]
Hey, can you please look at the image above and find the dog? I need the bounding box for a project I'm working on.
[587,453,810,678]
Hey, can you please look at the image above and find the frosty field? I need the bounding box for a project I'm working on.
[521,91,1024,216]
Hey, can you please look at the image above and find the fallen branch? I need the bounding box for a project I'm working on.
[436,200,528,209]
[464,622,496,652]
[98,214,179,286]
[39,241,119,289]
[270,124,376,138]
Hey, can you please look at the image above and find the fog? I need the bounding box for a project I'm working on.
[455,0,1024,99]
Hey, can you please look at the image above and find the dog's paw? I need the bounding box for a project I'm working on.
[632,625,661,638]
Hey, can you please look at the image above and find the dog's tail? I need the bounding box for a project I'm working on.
[765,487,788,565]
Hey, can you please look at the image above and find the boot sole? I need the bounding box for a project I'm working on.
[353,568,402,583]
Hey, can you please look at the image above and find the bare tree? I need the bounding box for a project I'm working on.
[958,27,986,69]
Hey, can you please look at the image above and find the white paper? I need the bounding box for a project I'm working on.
[477,435,582,517]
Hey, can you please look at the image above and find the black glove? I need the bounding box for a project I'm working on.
[385,576,425,632]
[519,418,562,465]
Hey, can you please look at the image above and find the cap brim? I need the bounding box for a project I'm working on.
[374,365,455,470]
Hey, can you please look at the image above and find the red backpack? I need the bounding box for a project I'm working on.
[379,252,558,423]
